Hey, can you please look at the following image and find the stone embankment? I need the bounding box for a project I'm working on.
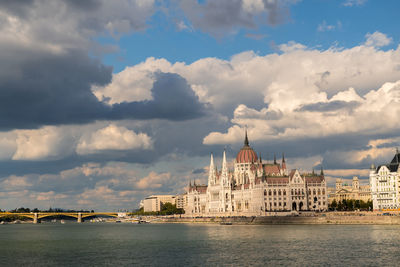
[158,212,400,225]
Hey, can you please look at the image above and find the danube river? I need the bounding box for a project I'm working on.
[1,223,399,266]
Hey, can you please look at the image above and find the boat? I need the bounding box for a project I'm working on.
[220,222,232,225]
[60,220,65,224]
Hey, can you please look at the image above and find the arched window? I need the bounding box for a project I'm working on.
[269,190,272,196]
[278,190,281,196]
[283,190,286,196]
[313,189,316,195]
[291,189,294,195]
[302,189,304,195]
[322,189,325,195]
[309,189,311,195]
[264,190,267,196]
[318,189,321,195]
[274,190,277,196]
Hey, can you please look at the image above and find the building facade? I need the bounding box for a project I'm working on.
[185,133,328,216]
[370,150,400,210]
[143,195,176,212]
[328,176,371,204]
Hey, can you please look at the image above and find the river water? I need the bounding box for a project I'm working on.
[0,223,399,266]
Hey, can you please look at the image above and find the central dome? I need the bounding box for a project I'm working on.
[236,131,258,163]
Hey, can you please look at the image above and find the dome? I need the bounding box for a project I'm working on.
[236,131,258,163]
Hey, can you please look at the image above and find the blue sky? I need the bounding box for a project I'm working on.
[101,0,400,72]
[0,0,400,210]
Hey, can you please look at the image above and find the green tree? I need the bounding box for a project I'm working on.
[330,199,337,210]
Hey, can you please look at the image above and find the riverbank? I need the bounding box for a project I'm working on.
[157,212,400,225]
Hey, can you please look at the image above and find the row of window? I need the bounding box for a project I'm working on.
[264,188,325,196]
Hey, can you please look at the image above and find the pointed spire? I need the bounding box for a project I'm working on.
[244,128,249,146]
[189,180,192,187]
[312,168,315,175]
[259,153,262,163]
[274,153,277,164]
[208,153,216,186]
[222,149,227,172]
[282,152,285,163]
[221,149,228,186]
[194,180,196,186]
[320,166,324,176]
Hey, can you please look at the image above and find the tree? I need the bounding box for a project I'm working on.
[330,200,337,210]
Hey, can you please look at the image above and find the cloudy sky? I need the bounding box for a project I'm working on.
[0,0,399,210]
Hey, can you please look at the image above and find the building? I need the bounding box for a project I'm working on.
[328,176,371,204]
[185,132,328,216]
[370,149,400,210]
[143,195,176,212]
[175,193,187,209]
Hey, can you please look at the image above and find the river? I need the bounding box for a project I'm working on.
[0,223,399,266]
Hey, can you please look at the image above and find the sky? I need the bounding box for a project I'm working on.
[0,0,400,211]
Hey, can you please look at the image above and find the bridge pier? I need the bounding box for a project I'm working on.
[33,213,38,224]
[77,212,82,223]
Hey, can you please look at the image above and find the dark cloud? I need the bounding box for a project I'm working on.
[0,46,206,130]
[111,72,207,121]
[0,0,34,16]
[297,100,361,112]
[180,0,294,37]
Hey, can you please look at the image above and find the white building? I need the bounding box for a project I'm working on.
[185,132,328,216]
[370,149,400,210]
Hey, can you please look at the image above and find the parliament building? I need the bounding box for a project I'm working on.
[185,132,328,216]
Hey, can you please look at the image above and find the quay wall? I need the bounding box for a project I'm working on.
[158,212,400,225]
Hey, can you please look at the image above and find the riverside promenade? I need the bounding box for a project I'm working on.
[158,211,400,225]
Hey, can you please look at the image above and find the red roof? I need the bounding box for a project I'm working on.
[305,176,324,183]
[266,177,289,184]
[264,164,281,175]
[236,145,258,163]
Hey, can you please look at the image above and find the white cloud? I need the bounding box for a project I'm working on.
[343,0,367,7]
[317,20,341,32]
[76,124,153,155]
[203,80,400,144]
[97,41,400,118]
[365,31,392,47]
[12,126,74,160]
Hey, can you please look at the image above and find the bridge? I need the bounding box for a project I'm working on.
[0,212,120,223]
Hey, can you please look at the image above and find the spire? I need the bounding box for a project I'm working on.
[208,153,216,186]
[259,153,262,163]
[210,153,214,169]
[189,180,192,187]
[221,149,228,186]
[312,168,315,175]
[274,153,277,164]
[320,166,324,176]
[282,152,285,163]
[244,128,249,146]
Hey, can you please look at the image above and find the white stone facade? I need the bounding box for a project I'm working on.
[185,134,328,216]
[370,150,400,210]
